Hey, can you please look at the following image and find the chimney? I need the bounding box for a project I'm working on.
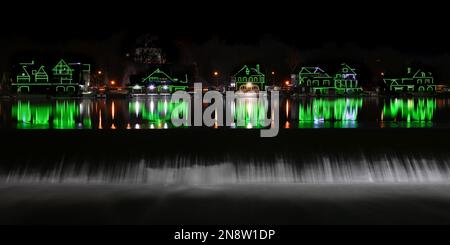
[407,67,411,74]
[256,64,260,73]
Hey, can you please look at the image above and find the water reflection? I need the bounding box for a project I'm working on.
[232,97,268,128]
[298,98,363,128]
[381,98,436,128]
[2,96,449,129]
[12,100,52,129]
[129,97,189,129]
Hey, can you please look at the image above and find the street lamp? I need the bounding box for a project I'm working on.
[271,71,276,86]
[213,71,219,89]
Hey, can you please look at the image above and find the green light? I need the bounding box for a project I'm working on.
[234,65,265,92]
[299,98,362,128]
[142,68,175,84]
[13,59,91,94]
[12,100,52,129]
[234,98,268,128]
[53,101,79,129]
[382,98,436,122]
[52,59,74,84]
[33,66,49,83]
[129,98,189,128]
[83,117,92,129]
[138,69,189,93]
[383,68,435,93]
[298,63,362,94]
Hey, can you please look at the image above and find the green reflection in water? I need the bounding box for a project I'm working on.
[53,101,79,129]
[233,98,268,128]
[382,98,436,122]
[83,117,92,129]
[12,100,52,129]
[298,98,362,128]
[129,98,189,128]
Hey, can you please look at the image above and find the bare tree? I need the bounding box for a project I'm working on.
[134,34,166,65]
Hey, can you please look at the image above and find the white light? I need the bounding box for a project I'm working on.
[135,101,140,117]
[149,85,155,90]
[246,82,252,87]
[163,85,168,90]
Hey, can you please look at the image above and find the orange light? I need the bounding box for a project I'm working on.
[110,80,116,85]
[213,71,219,76]
[97,71,102,75]
[271,71,275,75]
[285,80,290,85]
[381,72,385,76]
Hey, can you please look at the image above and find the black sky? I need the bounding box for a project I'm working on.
[1,1,449,83]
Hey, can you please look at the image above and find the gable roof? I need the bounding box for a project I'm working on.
[385,68,434,80]
[52,59,73,72]
[234,65,264,77]
[35,66,48,76]
[412,69,433,78]
[298,66,331,77]
[383,79,399,86]
[19,65,30,77]
[142,68,175,82]
[339,63,356,74]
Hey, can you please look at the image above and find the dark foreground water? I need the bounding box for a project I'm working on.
[1,129,450,224]
[2,184,450,225]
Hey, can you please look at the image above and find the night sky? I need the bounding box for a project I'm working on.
[1,1,448,85]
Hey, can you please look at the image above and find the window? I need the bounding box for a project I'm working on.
[425,79,430,84]
[417,79,422,84]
